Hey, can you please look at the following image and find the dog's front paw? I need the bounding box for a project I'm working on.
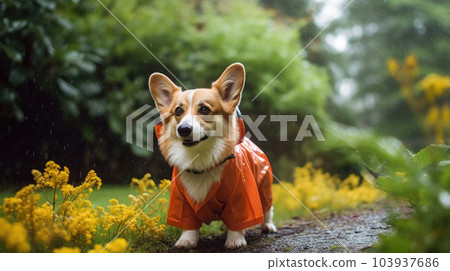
[174,230,199,249]
[174,238,198,249]
[261,223,277,233]
[225,230,247,249]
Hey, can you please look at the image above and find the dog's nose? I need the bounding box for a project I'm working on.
[177,124,192,137]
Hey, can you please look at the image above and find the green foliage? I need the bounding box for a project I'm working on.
[90,0,331,141]
[0,0,106,184]
[1,0,331,184]
[325,125,450,252]
[324,0,450,149]
[0,0,100,121]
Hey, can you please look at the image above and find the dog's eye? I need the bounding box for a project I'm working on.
[198,106,210,115]
[175,107,184,116]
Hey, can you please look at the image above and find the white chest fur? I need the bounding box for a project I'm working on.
[179,164,226,203]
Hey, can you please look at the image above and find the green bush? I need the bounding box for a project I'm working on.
[1,0,331,184]
[325,125,450,252]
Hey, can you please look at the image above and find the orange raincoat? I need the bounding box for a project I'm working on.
[163,118,273,231]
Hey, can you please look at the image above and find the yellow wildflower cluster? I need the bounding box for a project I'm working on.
[62,199,98,246]
[130,173,156,193]
[86,238,128,253]
[0,218,30,252]
[53,246,81,253]
[98,173,169,239]
[419,74,450,143]
[130,173,171,195]
[0,161,169,252]
[387,55,450,144]
[424,105,450,143]
[273,163,385,217]
[420,74,450,103]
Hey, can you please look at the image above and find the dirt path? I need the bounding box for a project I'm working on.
[169,205,404,253]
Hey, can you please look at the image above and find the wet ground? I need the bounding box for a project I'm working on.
[169,204,409,253]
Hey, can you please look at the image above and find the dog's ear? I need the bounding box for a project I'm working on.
[212,63,245,114]
[149,73,181,112]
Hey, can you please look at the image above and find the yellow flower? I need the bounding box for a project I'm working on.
[405,54,417,69]
[426,106,440,126]
[130,173,156,193]
[35,161,70,189]
[106,238,128,253]
[0,218,31,252]
[64,199,98,245]
[88,244,104,253]
[2,184,40,222]
[0,219,31,252]
[109,198,119,205]
[273,163,384,215]
[1,161,169,252]
[87,238,128,253]
[53,247,81,253]
[419,73,450,103]
[7,223,31,252]
[387,58,399,75]
[159,179,171,193]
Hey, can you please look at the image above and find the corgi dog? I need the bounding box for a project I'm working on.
[148,63,276,249]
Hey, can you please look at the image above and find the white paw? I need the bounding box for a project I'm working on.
[174,230,199,249]
[261,223,277,233]
[225,230,247,249]
[174,238,198,249]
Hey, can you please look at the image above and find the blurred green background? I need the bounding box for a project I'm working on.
[1,0,449,187]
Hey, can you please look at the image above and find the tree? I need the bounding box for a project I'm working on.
[323,0,450,150]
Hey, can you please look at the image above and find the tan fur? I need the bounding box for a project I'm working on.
[149,64,245,172]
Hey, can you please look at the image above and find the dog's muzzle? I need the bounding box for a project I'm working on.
[182,134,208,147]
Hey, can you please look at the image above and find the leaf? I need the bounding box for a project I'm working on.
[376,176,406,196]
[358,149,386,174]
[413,145,450,169]
[0,44,23,62]
[62,100,80,117]
[357,137,414,175]
[86,99,107,117]
[79,82,102,97]
[8,20,27,32]
[57,78,80,100]
[35,0,56,10]
[108,115,123,134]
[64,51,95,73]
